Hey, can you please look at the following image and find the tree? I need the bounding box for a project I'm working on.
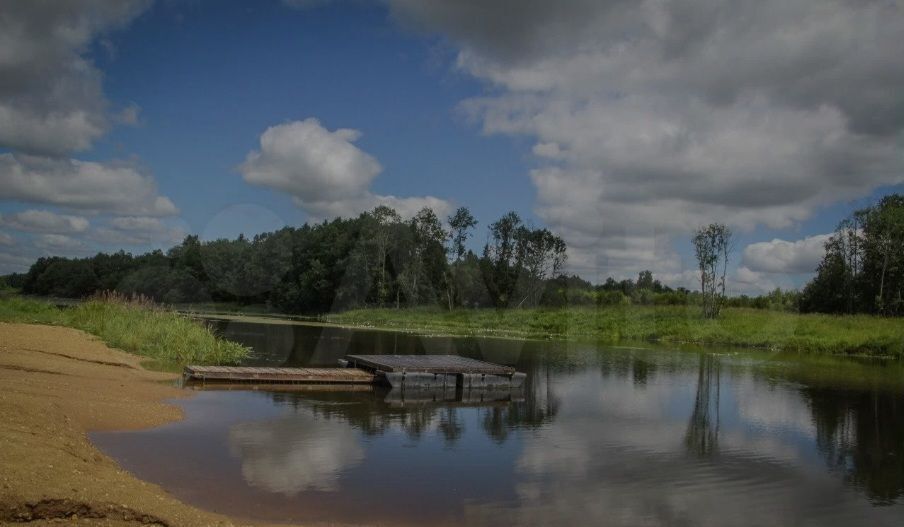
[636,270,654,290]
[693,223,732,319]
[448,207,477,262]
[801,194,904,316]
[861,195,904,315]
[367,205,401,306]
[481,211,524,307]
[445,207,478,309]
[515,227,566,307]
[397,207,447,306]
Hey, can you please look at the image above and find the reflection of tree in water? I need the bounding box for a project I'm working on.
[481,357,561,442]
[437,408,463,445]
[267,355,560,446]
[631,357,656,386]
[802,386,904,505]
[685,354,721,457]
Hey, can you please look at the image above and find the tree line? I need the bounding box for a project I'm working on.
[800,194,904,316]
[7,206,576,313]
[5,194,900,316]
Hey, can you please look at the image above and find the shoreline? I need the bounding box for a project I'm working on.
[0,322,289,526]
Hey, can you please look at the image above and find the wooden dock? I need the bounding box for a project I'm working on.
[184,355,525,390]
[183,365,377,384]
[345,354,516,375]
[344,354,524,389]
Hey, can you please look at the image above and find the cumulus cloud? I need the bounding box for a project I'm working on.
[240,118,450,219]
[89,216,186,246]
[742,233,832,274]
[0,153,178,216]
[0,0,151,155]
[229,409,364,495]
[0,250,32,274]
[0,209,89,234]
[389,0,904,278]
[34,233,88,253]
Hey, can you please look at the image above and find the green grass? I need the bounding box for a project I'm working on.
[0,294,249,365]
[324,306,904,357]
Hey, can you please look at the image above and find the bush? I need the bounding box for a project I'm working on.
[0,293,249,365]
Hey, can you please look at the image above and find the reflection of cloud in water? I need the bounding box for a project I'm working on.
[734,376,816,438]
[469,367,904,527]
[228,408,364,495]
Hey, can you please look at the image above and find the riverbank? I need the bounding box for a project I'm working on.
[0,295,249,365]
[0,322,281,526]
[324,306,904,357]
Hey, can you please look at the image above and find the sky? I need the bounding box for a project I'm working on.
[1,0,903,293]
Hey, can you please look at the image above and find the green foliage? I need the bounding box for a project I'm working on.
[0,272,25,291]
[801,194,904,315]
[0,294,248,365]
[325,306,904,357]
[480,211,567,308]
[693,223,733,319]
[17,197,900,318]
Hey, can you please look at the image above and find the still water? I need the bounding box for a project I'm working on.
[91,319,904,526]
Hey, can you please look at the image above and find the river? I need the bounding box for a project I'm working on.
[90,318,904,526]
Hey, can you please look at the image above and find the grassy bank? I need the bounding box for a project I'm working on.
[0,294,249,365]
[324,306,904,357]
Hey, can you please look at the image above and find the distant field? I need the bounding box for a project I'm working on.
[324,306,904,357]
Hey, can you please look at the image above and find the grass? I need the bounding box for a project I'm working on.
[324,305,904,357]
[0,293,249,365]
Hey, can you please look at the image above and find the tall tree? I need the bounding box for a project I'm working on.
[481,211,524,307]
[801,194,904,316]
[515,227,566,307]
[445,207,478,309]
[861,195,904,315]
[367,205,401,305]
[448,207,477,262]
[693,223,733,319]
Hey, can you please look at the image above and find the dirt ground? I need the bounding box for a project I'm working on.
[0,322,292,526]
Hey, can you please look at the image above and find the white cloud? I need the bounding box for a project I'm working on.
[0,209,89,234]
[229,408,364,495]
[734,266,779,294]
[0,250,32,274]
[0,233,14,246]
[0,153,178,217]
[34,234,88,254]
[240,118,450,219]
[389,0,904,280]
[90,216,186,246]
[240,119,382,204]
[0,0,152,155]
[742,234,832,274]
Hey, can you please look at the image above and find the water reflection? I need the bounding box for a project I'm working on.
[685,354,721,457]
[804,386,904,504]
[229,408,364,495]
[88,321,904,525]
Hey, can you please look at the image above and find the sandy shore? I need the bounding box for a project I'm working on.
[0,322,288,526]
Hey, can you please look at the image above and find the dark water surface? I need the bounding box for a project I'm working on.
[91,319,904,526]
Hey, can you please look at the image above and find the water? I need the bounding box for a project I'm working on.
[91,319,904,526]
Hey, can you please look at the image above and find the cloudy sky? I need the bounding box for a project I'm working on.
[1,0,902,292]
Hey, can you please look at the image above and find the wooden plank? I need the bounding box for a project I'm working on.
[345,354,515,375]
[184,366,377,384]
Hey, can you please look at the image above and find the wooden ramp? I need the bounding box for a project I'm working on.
[345,354,516,375]
[183,365,377,384]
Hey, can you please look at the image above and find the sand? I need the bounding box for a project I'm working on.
[0,322,291,526]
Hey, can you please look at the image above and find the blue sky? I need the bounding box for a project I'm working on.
[1,0,902,292]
